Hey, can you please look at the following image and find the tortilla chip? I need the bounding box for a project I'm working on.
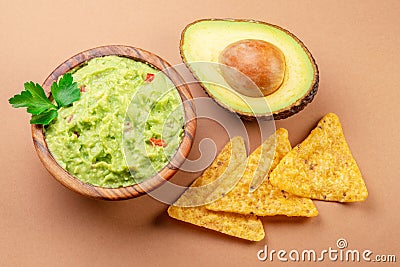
[168,137,265,241]
[270,113,368,202]
[168,204,265,242]
[206,128,318,217]
[173,136,247,207]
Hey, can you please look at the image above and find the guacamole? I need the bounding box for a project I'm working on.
[45,56,184,188]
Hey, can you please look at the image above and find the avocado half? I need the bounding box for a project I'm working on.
[180,19,319,120]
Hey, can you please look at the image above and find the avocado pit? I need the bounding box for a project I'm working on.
[219,39,286,97]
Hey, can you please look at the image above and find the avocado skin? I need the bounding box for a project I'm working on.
[272,65,318,120]
[180,19,319,120]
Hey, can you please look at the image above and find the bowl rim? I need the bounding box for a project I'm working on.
[31,45,197,200]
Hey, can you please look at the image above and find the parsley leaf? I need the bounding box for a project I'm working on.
[51,73,80,107]
[30,110,58,125]
[9,82,56,115]
[9,74,81,125]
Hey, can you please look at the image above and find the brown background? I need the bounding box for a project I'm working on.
[1,0,399,266]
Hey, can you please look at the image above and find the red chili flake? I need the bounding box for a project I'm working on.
[80,85,86,92]
[73,131,80,138]
[145,73,155,82]
[149,138,167,147]
[67,115,74,123]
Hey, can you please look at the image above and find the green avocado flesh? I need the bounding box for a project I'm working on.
[45,56,184,188]
[181,20,318,118]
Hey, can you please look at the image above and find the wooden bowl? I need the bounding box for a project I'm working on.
[31,45,197,200]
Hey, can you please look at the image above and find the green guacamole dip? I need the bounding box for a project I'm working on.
[45,56,184,188]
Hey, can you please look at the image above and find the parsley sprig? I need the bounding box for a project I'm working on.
[9,73,80,125]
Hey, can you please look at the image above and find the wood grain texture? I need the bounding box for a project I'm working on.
[31,45,197,200]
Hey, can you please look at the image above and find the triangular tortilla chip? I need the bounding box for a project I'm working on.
[206,128,318,217]
[168,137,265,241]
[173,136,247,207]
[270,113,368,202]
